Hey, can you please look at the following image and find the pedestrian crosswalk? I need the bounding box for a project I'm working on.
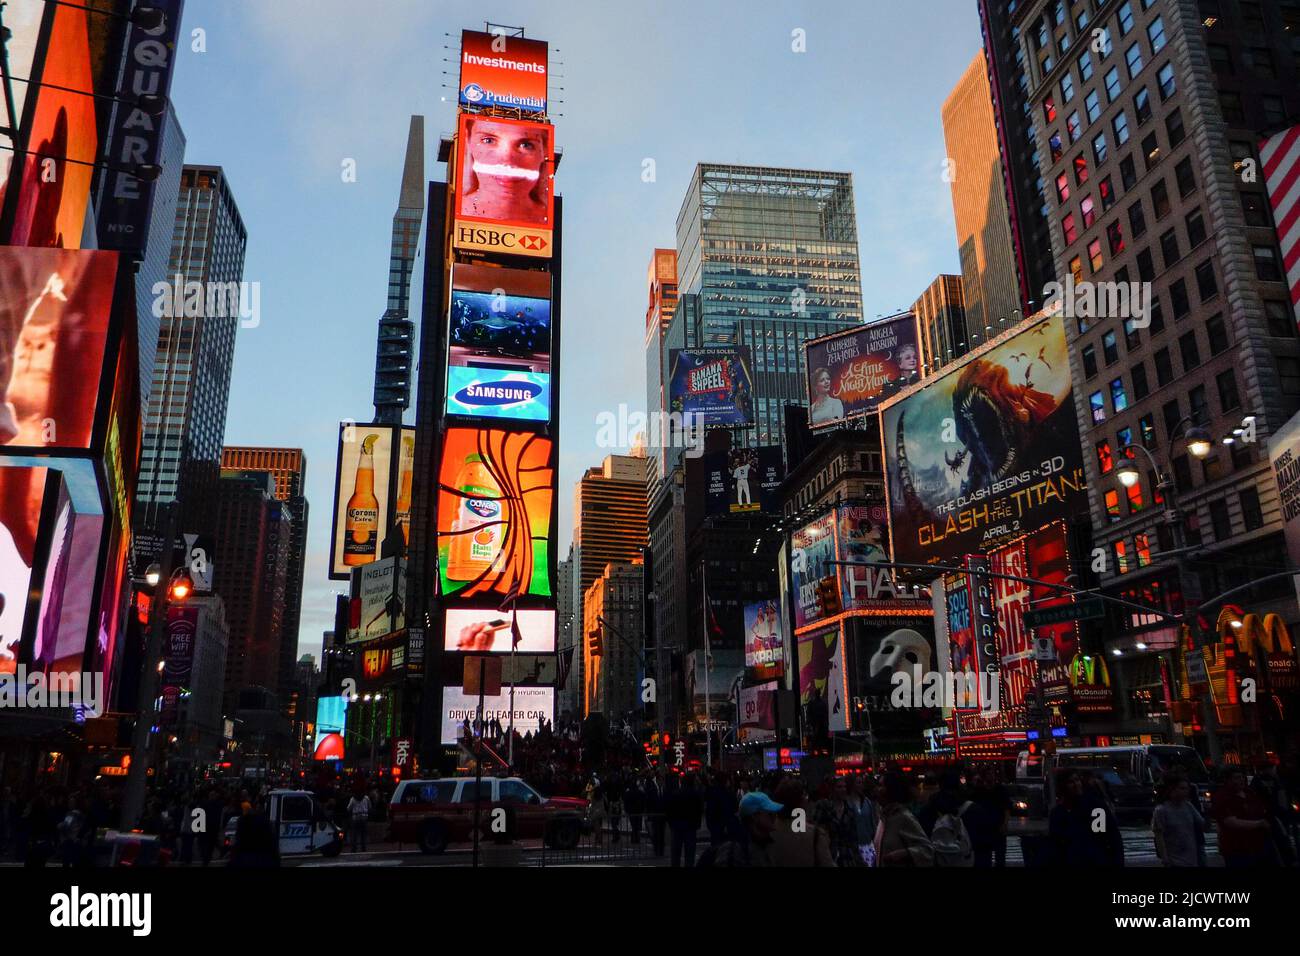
[1004,828,1220,867]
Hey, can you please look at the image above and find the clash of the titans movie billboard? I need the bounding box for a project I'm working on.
[881,314,1086,570]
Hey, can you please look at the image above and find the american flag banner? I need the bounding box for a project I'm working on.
[1261,124,1300,327]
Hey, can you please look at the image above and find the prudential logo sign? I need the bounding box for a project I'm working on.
[446,368,550,422]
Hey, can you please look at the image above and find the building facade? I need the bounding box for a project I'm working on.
[912,274,972,374]
[137,164,248,539]
[944,52,1029,341]
[583,561,646,720]
[220,446,310,702]
[991,0,1300,731]
[673,163,865,447]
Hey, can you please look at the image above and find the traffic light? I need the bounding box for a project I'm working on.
[588,629,603,657]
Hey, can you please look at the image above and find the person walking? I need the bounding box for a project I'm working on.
[1212,767,1276,867]
[969,766,1011,867]
[666,773,703,867]
[643,771,667,856]
[1152,772,1206,867]
[1250,762,1296,866]
[704,772,739,848]
[814,777,864,867]
[624,775,645,845]
[766,778,836,866]
[707,792,783,867]
[849,776,880,866]
[877,773,933,867]
[347,789,372,853]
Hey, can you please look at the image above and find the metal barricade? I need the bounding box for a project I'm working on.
[538,812,666,867]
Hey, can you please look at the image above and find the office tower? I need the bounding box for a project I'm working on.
[583,560,645,718]
[995,1,1300,702]
[977,2,1060,313]
[942,54,1026,337]
[571,454,650,712]
[137,165,248,539]
[644,248,680,441]
[221,446,309,699]
[212,469,291,718]
[134,105,187,404]
[912,274,971,374]
[373,116,425,424]
[673,163,865,446]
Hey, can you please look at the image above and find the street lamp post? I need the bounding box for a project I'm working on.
[1115,421,1224,767]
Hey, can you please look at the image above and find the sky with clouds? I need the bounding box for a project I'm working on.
[168,0,985,662]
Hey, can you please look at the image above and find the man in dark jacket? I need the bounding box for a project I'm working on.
[707,792,782,867]
[666,773,703,867]
[642,771,666,856]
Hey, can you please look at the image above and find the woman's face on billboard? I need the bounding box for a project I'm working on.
[814,370,832,397]
[463,119,549,222]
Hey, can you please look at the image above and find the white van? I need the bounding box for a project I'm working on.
[223,790,344,858]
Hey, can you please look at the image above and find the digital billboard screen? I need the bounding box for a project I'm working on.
[329,423,395,579]
[881,314,1086,568]
[806,314,920,428]
[797,623,848,731]
[0,1,41,216]
[440,685,553,745]
[347,556,404,644]
[9,1,98,248]
[459,30,548,114]
[738,681,777,744]
[0,465,52,673]
[743,599,783,680]
[703,445,783,515]
[668,348,753,426]
[448,263,552,422]
[790,512,837,630]
[0,248,116,450]
[313,695,348,761]
[453,114,555,259]
[443,607,555,653]
[437,427,553,602]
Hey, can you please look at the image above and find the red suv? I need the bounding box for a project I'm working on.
[388,776,586,854]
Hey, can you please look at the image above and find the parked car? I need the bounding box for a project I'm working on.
[388,777,586,854]
[221,790,344,858]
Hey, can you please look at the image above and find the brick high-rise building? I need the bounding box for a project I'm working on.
[985,0,1300,731]
[943,53,1028,339]
[221,447,309,701]
[212,469,292,716]
[583,560,645,719]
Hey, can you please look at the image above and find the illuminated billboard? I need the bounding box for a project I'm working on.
[453,114,555,259]
[796,623,849,731]
[942,556,1000,712]
[329,423,413,580]
[806,314,921,428]
[443,607,556,653]
[313,695,348,761]
[347,556,404,644]
[668,348,753,426]
[9,1,98,248]
[0,2,41,216]
[703,445,783,515]
[448,263,552,422]
[440,685,553,745]
[743,600,783,680]
[437,427,554,602]
[790,512,837,629]
[738,681,777,744]
[160,605,197,726]
[458,30,548,114]
[0,465,52,673]
[0,248,117,450]
[881,314,1087,568]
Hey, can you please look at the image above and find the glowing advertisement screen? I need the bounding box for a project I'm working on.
[881,314,1086,568]
[668,347,754,426]
[0,465,51,673]
[443,607,556,653]
[453,114,555,259]
[313,695,348,761]
[806,315,921,428]
[458,30,548,114]
[329,423,395,579]
[437,428,553,602]
[440,685,553,745]
[0,248,116,450]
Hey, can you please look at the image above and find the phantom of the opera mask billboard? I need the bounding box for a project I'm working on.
[437,427,554,603]
[453,114,555,259]
[881,314,1086,568]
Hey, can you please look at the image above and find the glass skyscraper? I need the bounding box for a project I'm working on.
[673,164,864,446]
[137,164,248,538]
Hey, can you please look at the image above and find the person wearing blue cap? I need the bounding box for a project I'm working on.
[701,791,783,867]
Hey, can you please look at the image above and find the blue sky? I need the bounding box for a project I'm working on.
[169,0,985,661]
